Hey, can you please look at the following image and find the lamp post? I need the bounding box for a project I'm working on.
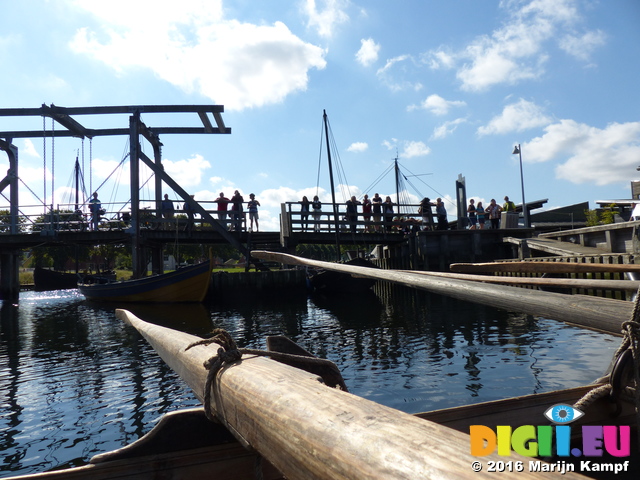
[512,144,529,228]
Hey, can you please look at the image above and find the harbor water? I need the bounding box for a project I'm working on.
[0,285,622,477]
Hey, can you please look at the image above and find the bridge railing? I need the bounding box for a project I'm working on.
[0,200,250,233]
[281,202,433,234]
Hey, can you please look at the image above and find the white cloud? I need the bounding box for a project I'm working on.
[70,1,327,111]
[376,54,423,91]
[382,139,397,150]
[559,30,606,61]
[303,0,349,38]
[523,120,640,185]
[409,94,466,116]
[356,38,380,66]
[424,49,456,70]
[400,141,431,158]
[347,142,368,153]
[22,139,41,158]
[163,154,211,187]
[432,118,467,140]
[477,99,551,136]
[425,0,606,91]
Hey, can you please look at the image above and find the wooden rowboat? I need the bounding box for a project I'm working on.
[6,309,635,479]
[78,260,211,303]
[108,309,592,479]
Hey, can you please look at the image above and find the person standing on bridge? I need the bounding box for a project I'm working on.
[230,190,244,232]
[161,194,175,230]
[312,195,322,232]
[299,196,310,231]
[183,195,196,234]
[346,196,360,233]
[436,198,448,230]
[89,192,101,231]
[383,196,394,232]
[247,193,260,232]
[371,193,383,232]
[214,192,230,229]
[361,194,372,232]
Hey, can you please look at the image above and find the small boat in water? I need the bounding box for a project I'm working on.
[34,267,116,291]
[78,260,212,303]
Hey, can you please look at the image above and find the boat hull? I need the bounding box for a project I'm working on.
[78,261,211,303]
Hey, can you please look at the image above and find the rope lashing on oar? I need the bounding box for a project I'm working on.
[573,286,640,449]
[186,328,348,422]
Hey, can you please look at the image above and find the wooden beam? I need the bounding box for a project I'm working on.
[251,251,634,336]
[451,261,640,274]
[116,309,586,480]
[198,111,214,133]
[399,269,640,291]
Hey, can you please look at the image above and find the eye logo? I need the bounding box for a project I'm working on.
[544,404,584,424]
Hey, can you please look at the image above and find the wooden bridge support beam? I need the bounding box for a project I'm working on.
[0,250,20,303]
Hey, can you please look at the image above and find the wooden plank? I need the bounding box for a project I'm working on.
[399,269,640,291]
[450,261,640,274]
[115,309,586,479]
[251,251,633,336]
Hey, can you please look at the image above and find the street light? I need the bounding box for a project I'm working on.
[512,144,529,228]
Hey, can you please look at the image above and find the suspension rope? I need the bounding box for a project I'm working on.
[51,117,55,210]
[89,138,93,195]
[42,116,46,215]
[81,138,85,187]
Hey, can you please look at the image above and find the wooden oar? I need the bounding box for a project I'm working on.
[116,309,587,479]
[398,269,640,291]
[251,250,633,336]
[451,261,640,274]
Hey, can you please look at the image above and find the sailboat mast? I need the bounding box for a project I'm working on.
[323,110,341,259]
[394,155,400,213]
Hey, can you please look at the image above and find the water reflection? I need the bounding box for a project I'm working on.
[0,286,621,478]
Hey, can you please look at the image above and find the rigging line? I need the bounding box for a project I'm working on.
[18,177,45,206]
[316,116,325,197]
[399,161,450,203]
[361,163,395,197]
[0,191,39,222]
[87,153,130,204]
[325,118,351,202]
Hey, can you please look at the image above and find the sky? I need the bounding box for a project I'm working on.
[1,0,639,231]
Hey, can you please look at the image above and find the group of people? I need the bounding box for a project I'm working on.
[213,191,261,232]
[466,196,516,230]
[298,194,451,233]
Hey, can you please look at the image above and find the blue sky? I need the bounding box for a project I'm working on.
[1,0,639,230]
